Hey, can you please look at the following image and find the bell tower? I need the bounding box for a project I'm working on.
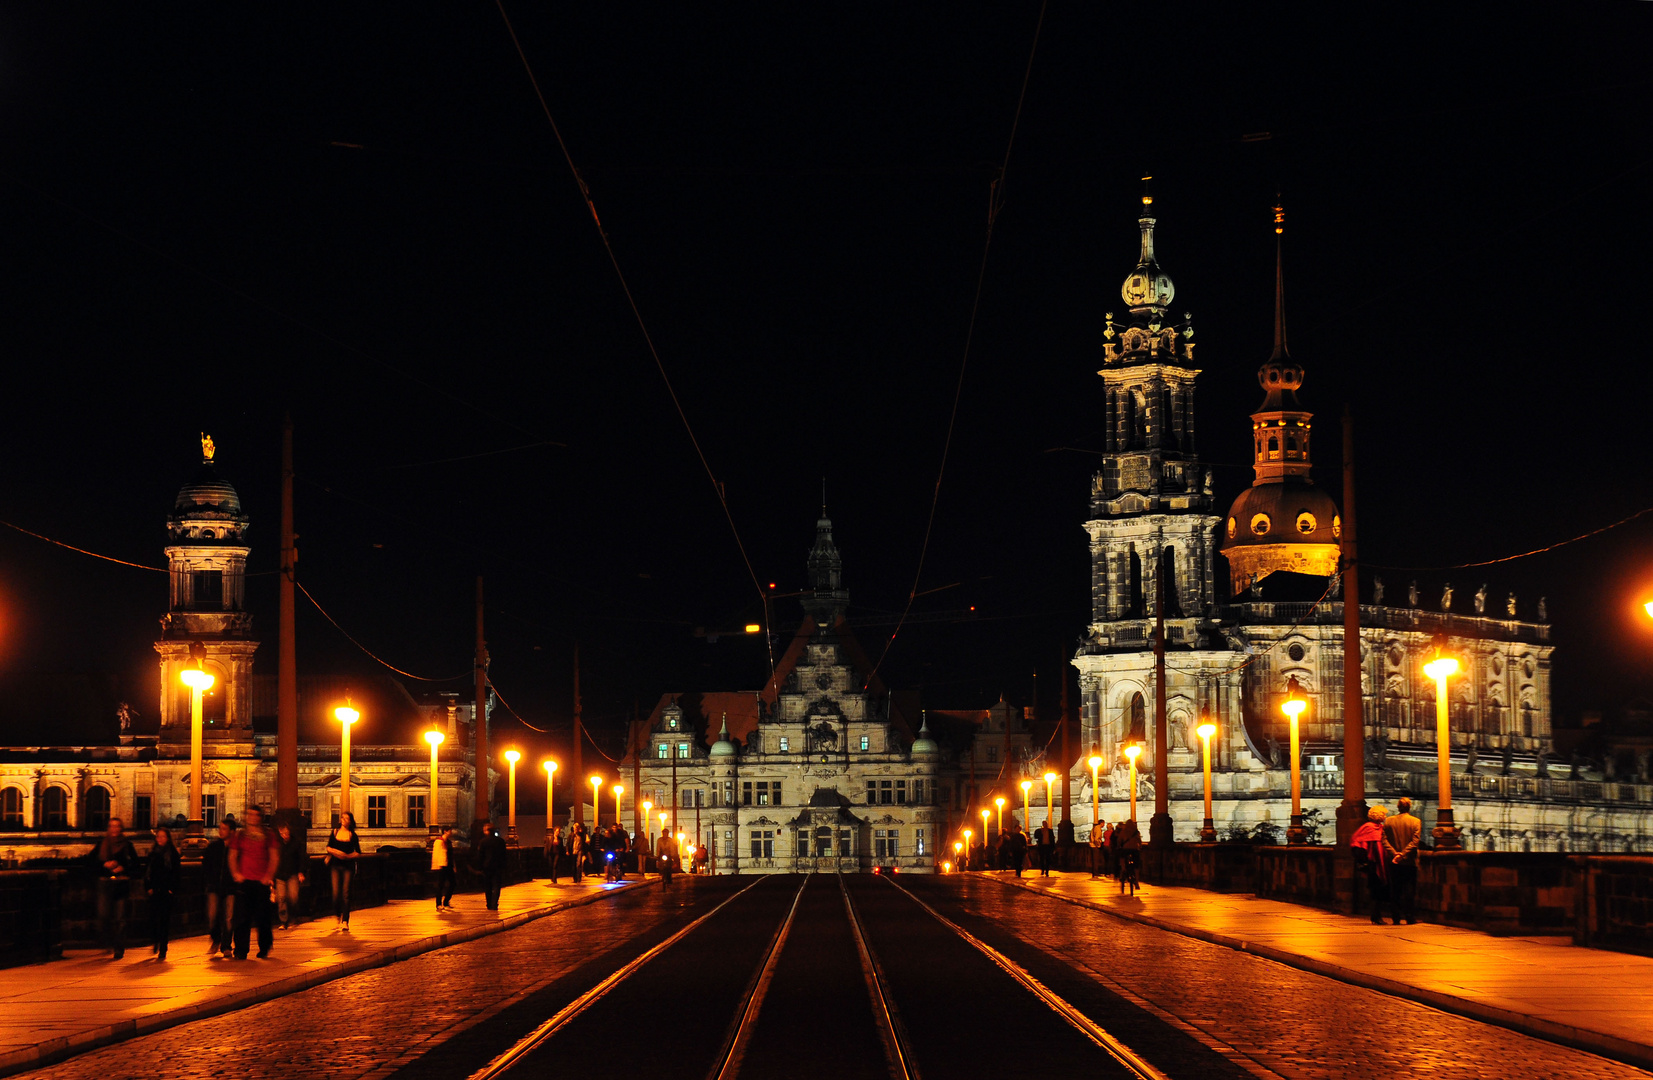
[155,435,259,752]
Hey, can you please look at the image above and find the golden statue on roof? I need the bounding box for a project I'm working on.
[201,433,216,461]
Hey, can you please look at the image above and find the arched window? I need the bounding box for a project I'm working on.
[1267,436,1280,460]
[1160,547,1184,618]
[1122,393,1139,450]
[1285,434,1299,458]
[40,786,68,829]
[1125,692,1148,743]
[0,787,22,829]
[84,786,112,831]
[202,667,228,725]
[1127,547,1144,618]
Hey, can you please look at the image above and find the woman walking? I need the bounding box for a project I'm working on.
[324,811,362,928]
[144,826,181,961]
[274,821,307,929]
[202,820,236,957]
[545,826,563,885]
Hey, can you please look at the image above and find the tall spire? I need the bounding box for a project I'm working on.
[1121,176,1175,318]
[1271,197,1289,360]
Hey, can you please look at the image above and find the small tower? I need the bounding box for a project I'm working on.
[1221,202,1341,592]
[801,507,849,627]
[155,435,259,752]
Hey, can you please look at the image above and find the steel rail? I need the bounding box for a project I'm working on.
[467,875,771,1080]
[883,876,1172,1080]
[707,874,810,1080]
[839,874,921,1080]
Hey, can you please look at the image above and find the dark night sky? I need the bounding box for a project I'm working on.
[2,3,1652,770]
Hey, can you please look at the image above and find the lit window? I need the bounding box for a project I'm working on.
[657,743,668,759]
[779,736,789,752]
[1295,512,1317,534]
[859,735,870,751]
[1250,513,1271,536]
[668,716,677,730]
[756,781,770,806]
[677,742,690,759]
[915,828,925,855]
[367,795,387,829]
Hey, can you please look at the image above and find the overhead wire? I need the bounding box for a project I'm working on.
[864,0,1049,690]
[296,580,472,683]
[0,517,166,572]
[493,0,777,694]
[1366,505,1653,572]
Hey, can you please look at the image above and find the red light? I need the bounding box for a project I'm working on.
[768,583,776,589]
[970,606,976,611]
[872,866,881,875]
[892,866,900,874]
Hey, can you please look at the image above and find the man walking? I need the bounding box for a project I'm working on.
[1382,796,1423,925]
[89,816,138,959]
[476,821,508,910]
[432,827,456,909]
[202,820,236,957]
[228,807,281,959]
[1034,819,1056,877]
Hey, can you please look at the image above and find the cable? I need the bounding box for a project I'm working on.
[296,580,472,682]
[488,679,549,733]
[1163,571,1342,679]
[864,0,1048,690]
[494,1,777,693]
[1368,505,1653,572]
[0,517,167,572]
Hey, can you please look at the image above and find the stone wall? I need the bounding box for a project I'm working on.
[0,870,62,966]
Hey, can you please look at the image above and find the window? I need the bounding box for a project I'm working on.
[84,786,112,831]
[913,779,925,805]
[779,736,789,752]
[192,569,223,608]
[895,780,907,805]
[0,787,22,829]
[677,743,690,759]
[749,830,774,858]
[839,829,852,855]
[657,743,668,759]
[815,826,833,857]
[878,780,893,805]
[986,745,999,763]
[915,828,926,856]
[202,792,218,829]
[682,789,695,808]
[756,781,769,806]
[772,782,783,806]
[134,794,152,831]
[874,829,899,859]
[668,715,678,730]
[408,794,427,830]
[859,735,870,751]
[721,829,733,856]
[795,829,808,857]
[742,781,753,806]
[40,787,68,829]
[721,781,733,807]
[298,796,314,827]
[695,789,705,807]
[367,795,387,829]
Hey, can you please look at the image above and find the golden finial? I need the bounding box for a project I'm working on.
[1141,174,1154,208]
[201,433,216,461]
[1274,200,1285,235]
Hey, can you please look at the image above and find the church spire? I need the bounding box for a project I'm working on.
[1271,198,1289,360]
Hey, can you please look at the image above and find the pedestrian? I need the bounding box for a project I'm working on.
[1106,820,1121,880]
[1382,796,1423,924]
[1088,820,1104,879]
[1351,806,1391,925]
[567,823,585,884]
[88,816,138,960]
[607,827,628,882]
[273,820,307,929]
[476,820,508,910]
[432,827,457,909]
[228,807,281,959]
[324,810,362,928]
[144,825,182,960]
[202,820,236,957]
[1035,819,1056,877]
[1006,824,1029,878]
[658,829,677,887]
[543,825,561,885]
[1116,817,1143,887]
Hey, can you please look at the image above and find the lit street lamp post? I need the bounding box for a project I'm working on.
[1197,719,1218,843]
[1043,771,1057,829]
[1124,744,1141,822]
[962,828,973,870]
[1424,651,1462,850]
[612,784,624,839]
[335,702,360,828]
[994,796,1006,842]
[643,800,653,854]
[503,750,520,845]
[543,760,557,832]
[979,809,990,862]
[589,775,603,828]
[424,729,444,838]
[1019,779,1033,832]
[1282,679,1307,844]
[1088,754,1103,836]
[180,666,215,844]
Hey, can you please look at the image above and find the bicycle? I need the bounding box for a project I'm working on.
[1119,850,1140,897]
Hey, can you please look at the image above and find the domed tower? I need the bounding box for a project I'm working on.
[801,504,849,627]
[155,435,259,752]
[1221,203,1341,592]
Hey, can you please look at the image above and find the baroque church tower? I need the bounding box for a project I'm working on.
[155,436,258,752]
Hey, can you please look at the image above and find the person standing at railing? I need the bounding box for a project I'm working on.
[273,821,307,929]
[1088,821,1104,879]
[476,820,509,910]
[1382,797,1422,925]
[1350,806,1391,925]
[1034,820,1056,877]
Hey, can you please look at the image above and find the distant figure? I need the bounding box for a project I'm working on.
[1507,592,1518,617]
[1350,807,1390,925]
[1034,820,1056,877]
[1474,585,1487,614]
[544,826,564,886]
[658,830,678,887]
[1441,583,1453,611]
[1407,581,1419,607]
[274,821,307,929]
[476,821,509,910]
[1381,797,1422,925]
[228,807,281,959]
[1088,822,1104,879]
[202,820,236,957]
[1006,825,1029,878]
[88,817,137,960]
[1373,577,1385,605]
[324,812,363,928]
[145,825,182,960]
[1537,597,1548,622]
[1115,818,1143,885]
[567,824,586,884]
[433,827,456,909]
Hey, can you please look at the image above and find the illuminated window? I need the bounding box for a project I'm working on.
[657,743,668,759]
[1250,514,1271,536]
[1227,517,1237,539]
[778,736,789,752]
[756,781,770,806]
[676,742,689,759]
[859,735,870,751]
[202,792,218,829]
[915,828,926,855]
[1296,512,1317,535]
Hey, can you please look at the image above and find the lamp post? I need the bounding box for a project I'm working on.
[502,749,520,844]
[334,702,359,828]
[979,808,990,862]
[962,828,973,870]
[1087,754,1103,837]
[1043,771,1057,828]
[1424,651,1462,850]
[643,800,653,854]
[1282,678,1307,844]
[1197,720,1217,843]
[180,666,215,843]
[543,760,557,833]
[994,796,1006,841]
[612,784,624,838]
[952,840,963,870]
[659,811,669,856]
[589,775,603,827]
[1124,744,1141,822]
[424,729,444,838]
[1019,779,1033,832]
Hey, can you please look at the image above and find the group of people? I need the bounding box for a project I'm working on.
[1349,797,1424,924]
[1086,817,1144,883]
[544,822,692,886]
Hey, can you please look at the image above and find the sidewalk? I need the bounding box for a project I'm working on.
[988,869,1653,1070]
[0,875,653,1078]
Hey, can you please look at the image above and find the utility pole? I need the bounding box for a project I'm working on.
[473,577,490,837]
[1337,406,1367,848]
[572,646,583,829]
[1058,652,1074,849]
[631,701,642,850]
[1149,569,1173,848]
[276,415,299,829]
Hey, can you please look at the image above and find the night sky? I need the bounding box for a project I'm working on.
[2,4,1651,769]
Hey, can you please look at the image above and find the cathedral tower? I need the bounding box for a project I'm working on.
[155,435,258,751]
[1221,203,1340,592]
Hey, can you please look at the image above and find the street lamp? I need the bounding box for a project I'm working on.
[1043,771,1057,828]
[1196,719,1218,843]
[1424,650,1462,850]
[1123,743,1141,822]
[612,784,625,838]
[543,760,558,832]
[1282,678,1307,844]
[1019,779,1033,831]
[659,810,670,855]
[179,666,215,841]
[1087,753,1103,839]
[643,800,653,852]
[980,808,990,861]
[994,796,1006,841]
[334,702,360,828]
[503,749,520,845]
[424,729,444,837]
[962,828,973,870]
[589,775,603,827]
